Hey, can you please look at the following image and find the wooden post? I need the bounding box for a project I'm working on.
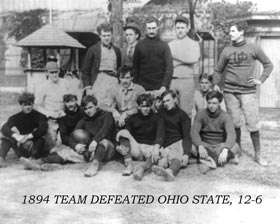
[26,47,32,92]
[27,47,32,70]
[110,0,123,48]
[43,48,47,67]
[71,48,75,70]
[75,48,79,70]
[56,49,60,67]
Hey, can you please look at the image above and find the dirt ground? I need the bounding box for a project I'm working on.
[1,93,280,224]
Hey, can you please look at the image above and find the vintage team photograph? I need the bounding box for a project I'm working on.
[0,0,279,223]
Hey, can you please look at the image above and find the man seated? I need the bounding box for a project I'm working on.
[116,93,164,180]
[100,65,145,127]
[152,90,192,181]
[193,73,226,116]
[191,90,240,174]
[20,94,85,171]
[0,92,48,167]
[69,95,116,177]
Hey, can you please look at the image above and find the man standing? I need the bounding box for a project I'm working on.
[133,16,173,95]
[152,90,192,181]
[35,61,69,148]
[191,91,240,174]
[169,16,200,117]
[82,23,121,106]
[214,21,273,166]
[1,92,48,167]
[122,22,141,67]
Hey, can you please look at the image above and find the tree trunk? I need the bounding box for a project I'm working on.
[110,0,123,48]
[187,0,199,40]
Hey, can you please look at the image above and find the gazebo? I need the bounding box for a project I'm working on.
[16,24,86,93]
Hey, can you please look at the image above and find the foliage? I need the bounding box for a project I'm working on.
[6,9,47,41]
[208,0,256,38]
[3,9,47,68]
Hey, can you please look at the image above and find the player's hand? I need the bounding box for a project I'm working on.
[19,133,33,144]
[198,145,208,159]
[75,143,86,154]
[12,133,25,142]
[248,77,262,86]
[218,148,228,165]
[11,126,20,134]
[155,86,166,98]
[151,144,160,163]
[181,155,189,168]
[117,113,127,127]
[213,85,220,91]
[112,110,121,120]
[88,140,97,152]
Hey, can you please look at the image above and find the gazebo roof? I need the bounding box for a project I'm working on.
[16,24,86,48]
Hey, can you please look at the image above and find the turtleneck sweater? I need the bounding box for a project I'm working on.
[160,106,192,156]
[191,107,236,149]
[1,110,47,138]
[125,111,164,146]
[214,39,273,94]
[133,35,173,91]
[58,106,84,146]
[68,109,115,149]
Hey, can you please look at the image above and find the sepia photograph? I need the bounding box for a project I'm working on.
[0,0,279,223]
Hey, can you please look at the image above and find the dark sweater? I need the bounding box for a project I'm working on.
[81,41,121,88]
[125,111,164,146]
[58,106,84,146]
[1,110,47,139]
[191,108,236,150]
[133,36,173,91]
[69,110,115,149]
[160,106,192,156]
[214,40,273,94]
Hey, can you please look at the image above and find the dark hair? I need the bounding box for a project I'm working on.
[199,73,213,82]
[175,16,189,26]
[136,93,153,106]
[97,23,113,35]
[63,94,77,102]
[18,92,35,105]
[81,95,98,107]
[117,65,134,79]
[206,90,223,103]
[161,89,177,100]
[145,16,159,26]
[230,21,248,32]
[124,26,141,40]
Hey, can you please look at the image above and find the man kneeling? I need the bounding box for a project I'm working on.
[191,90,240,174]
[116,93,164,180]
